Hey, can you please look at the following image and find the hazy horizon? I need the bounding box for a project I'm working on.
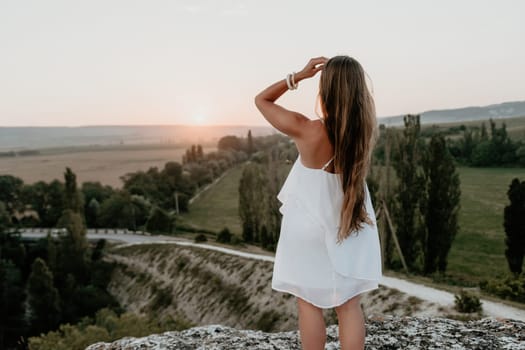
[1,98,524,128]
[1,0,524,127]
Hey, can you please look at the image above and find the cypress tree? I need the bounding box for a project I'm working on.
[63,167,84,214]
[56,167,89,287]
[27,258,61,335]
[265,147,282,250]
[422,133,461,274]
[197,144,204,160]
[238,163,267,243]
[503,178,525,275]
[191,145,197,162]
[247,129,254,155]
[480,122,488,141]
[392,114,427,271]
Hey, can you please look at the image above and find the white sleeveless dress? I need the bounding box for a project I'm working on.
[271,154,382,308]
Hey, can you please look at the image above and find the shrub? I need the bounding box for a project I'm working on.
[479,274,525,303]
[149,286,173,311]
[216,227,232,243]
[454,289,482,313]
[194,234,207,243]
[230,235,243,245]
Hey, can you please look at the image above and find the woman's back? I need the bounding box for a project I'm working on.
[255,55,382,349]
[293,119,336,173]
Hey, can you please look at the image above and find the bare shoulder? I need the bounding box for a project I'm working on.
[293,119,333,167]
[294,118,325,143]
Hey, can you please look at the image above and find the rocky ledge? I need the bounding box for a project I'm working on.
[86,315,524,350]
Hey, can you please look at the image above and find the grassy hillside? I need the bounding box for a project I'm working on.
[180,163,245,235]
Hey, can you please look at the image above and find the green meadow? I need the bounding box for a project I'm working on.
[446,166,525,284]
[180,163,245,235]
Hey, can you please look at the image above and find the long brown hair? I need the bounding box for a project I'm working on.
[319,55,378,244]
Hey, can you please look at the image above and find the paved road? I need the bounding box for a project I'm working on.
[20,231,525,321]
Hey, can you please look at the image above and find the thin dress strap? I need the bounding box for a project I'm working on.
[321,156,334,170]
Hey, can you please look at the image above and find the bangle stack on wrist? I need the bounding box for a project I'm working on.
[286,72,299,90]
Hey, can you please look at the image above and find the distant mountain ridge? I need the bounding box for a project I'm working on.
[1,100,524,150]
[378,100,525,126]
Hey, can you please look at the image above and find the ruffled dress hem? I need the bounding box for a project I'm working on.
[271,280,379,309]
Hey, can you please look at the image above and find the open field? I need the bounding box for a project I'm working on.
[0,144,214,188]
[180,163,246,235]
[446,166,525,283]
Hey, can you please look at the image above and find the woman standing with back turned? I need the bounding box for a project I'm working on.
[254,55,382,350]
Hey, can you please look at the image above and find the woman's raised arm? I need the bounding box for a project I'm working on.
[254,57,328,139]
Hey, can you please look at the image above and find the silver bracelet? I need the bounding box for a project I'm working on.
[291,72,298,89]
[286,73,293,90]
[286,72,298,90]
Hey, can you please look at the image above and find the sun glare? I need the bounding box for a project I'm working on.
[190,113,208,125]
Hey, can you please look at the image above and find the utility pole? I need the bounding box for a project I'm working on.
[374,199,408,274]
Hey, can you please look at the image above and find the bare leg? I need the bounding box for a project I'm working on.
[296,297,326,350]
[335,294,365,350]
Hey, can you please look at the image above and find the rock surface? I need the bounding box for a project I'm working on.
[86,315,524,350]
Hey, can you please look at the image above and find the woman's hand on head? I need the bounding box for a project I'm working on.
[296,57,329,81]
[254,56,328,140]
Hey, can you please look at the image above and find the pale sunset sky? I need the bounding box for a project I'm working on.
[1,0,524,127]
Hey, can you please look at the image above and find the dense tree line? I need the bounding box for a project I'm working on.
[447,119,522,166]
[375,118,525,167]
[381,115,461,275]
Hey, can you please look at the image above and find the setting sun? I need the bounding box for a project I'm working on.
[190,113,209,125]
